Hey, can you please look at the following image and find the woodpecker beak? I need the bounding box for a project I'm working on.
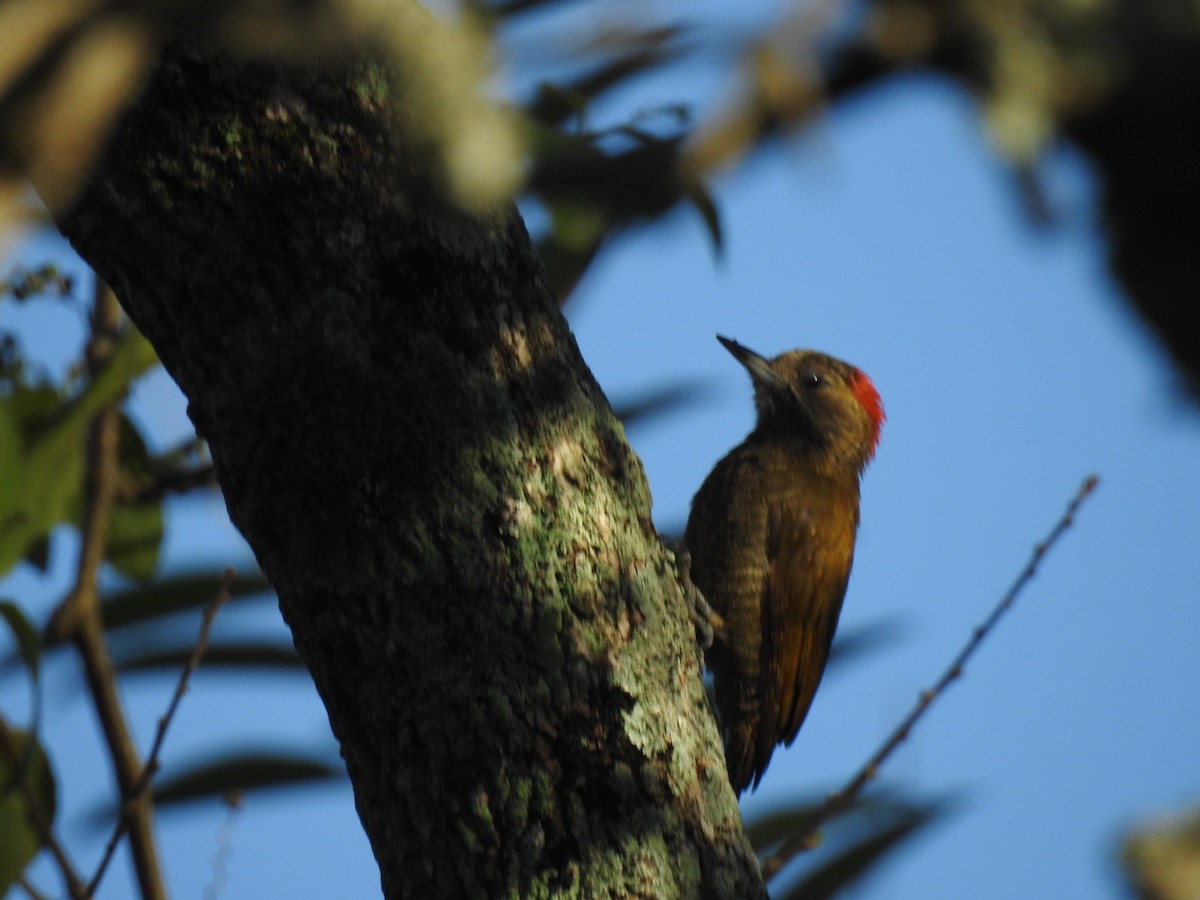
[717,335,786,390]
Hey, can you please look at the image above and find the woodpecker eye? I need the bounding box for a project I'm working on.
[803,372,825,388]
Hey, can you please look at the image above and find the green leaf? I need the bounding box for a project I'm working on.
[0,398,23,546]
[3,384,61,434]
[0,404,85,581]
[107,500,164,582]
[0,723,57,895]
[116,413,155,480]
[78,329,159,421]
[535,195,610,301]
[106,416,164,581]
[547,198,609,253]
[0,329,158,577]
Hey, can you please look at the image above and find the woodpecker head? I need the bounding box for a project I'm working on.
[717,335,884,470]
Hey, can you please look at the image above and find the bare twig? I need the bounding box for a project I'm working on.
[129,463,218,503]
[113,463,217,505]
[0,721,87,899]
[42,279,166,900]
[87,569,235,897]
[760,475,1101,880]
[111,434,215,504]
[17,874,50,900]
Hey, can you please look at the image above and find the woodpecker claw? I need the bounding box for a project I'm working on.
[663,538,719,649]
[687,581,719,650]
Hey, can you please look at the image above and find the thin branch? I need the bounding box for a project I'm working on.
[17,874,50,900]
[141,569,235,793]
[139,463,218,502]
[0,721,87,899]
[87,569,234,897]
[42,279,166,900]
[114,463,218,504]
[760,474,1101,881]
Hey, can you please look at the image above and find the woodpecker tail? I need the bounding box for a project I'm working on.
[722,713,763,795]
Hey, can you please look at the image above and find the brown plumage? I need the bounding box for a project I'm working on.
[685,336,884,794]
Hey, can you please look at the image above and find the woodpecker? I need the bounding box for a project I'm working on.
[685,335,884,794]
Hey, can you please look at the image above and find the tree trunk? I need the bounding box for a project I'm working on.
[58,41,762,899]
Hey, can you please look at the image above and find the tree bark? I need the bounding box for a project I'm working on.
[59,42,762,899]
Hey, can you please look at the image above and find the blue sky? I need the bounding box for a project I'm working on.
[567,73,1200,898]
[4,10,1200,899]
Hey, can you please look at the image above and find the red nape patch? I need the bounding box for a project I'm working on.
[849,370,885,456]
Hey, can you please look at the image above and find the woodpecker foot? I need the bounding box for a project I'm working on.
[686,578,719,651]
[663,539,720,649]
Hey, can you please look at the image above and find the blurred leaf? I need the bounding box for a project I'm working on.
[684,180,723,256]
[771,799,953,900]
[526,84,587,130]
[746,791,951,855]
[0,265,74,303]
[0,723,56,895]
[108,417,163,581]
[547,198,608,252]
[1123,806,1200,900]
[150,751,342,809]
[107,500,164,582]
[3,384,61,435]
[530,128,687,221]
[490,0,591,19]
[115,416,215,503]
[611,382,704,429]
[745,798,826,854]
[0,399,22,543]
[101,570,272,631]
[526,27,686,128]
[115,639,303,674]
[528,124,723,301]
[825,618,905,672]
[536,229,605,303]
[142,462,218,500]
[22,535,50,572]
[536,192,609,300]
[1,571,274,676]
[0,328,157,577]
[148,435,207,471]
[0,601,39,682]
[117,414,154,480]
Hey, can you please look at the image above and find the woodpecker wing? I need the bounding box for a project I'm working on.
[754,489,856,788]
[685,448,773,792]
